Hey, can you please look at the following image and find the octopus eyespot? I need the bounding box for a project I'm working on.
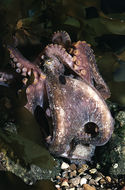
[84,122,99,138]
[59,74,66,85]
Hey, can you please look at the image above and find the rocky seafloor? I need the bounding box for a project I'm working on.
[53,161,125,190]
[0,96,125,190]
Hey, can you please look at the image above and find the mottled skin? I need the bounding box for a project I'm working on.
[44,59,114,159]
[0,31,114,161]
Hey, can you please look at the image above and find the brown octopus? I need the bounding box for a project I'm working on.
[0,31,114,162]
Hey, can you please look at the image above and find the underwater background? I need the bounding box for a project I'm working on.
[0,0,125,189]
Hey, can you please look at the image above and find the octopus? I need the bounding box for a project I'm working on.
[0,31,114,162]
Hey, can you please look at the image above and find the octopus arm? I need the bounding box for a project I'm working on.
[7,45,46,114]
[52,30,71,48]
[70,41,111,99]
[44,44,74,68]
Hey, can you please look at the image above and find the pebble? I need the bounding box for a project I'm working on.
[69,170,77,178]
[78,164,88,174]
[61,180,69,187]
[89,168,97,174]
[95,176,102,182]
[84,174,92,180]
[54,161,124,190]
[62,171,69,178]
[83,184,96,190]
[55,184,61,189]
[89,179,97,185]
[70,163,77,170]
[61,162,70,170]
[99,178,106,185]
[80,177,87,185]
[69,176,81,186]
[105,176,112,183]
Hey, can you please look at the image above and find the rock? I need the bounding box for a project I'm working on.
[80,177,87,185]
[95,176,102,183]
[69,176,81,186]
[61,179,69,187]
[89,168,97,174]
[70,163,77,170]
[89,179,97,185]
[105,176,112,183]
[99,178,106,185]
[83,184,96,190]
[68,188,75,190]
[61,162,70,170]
[69,170,77,178]
[55,184,61,189]
[95,103,125,177]
[116,111,125,127]
[84,174,92,180]
[62,171,69,178]
[78,164,88,174]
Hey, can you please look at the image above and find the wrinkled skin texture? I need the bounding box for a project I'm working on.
[0,31,114,162]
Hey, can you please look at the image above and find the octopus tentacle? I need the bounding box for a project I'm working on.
[7,45,42,78]
[52,30,71,48]
[8,46,46,113]
[43,44,74,68]
[70,41,111,99]
[90,60,111,99]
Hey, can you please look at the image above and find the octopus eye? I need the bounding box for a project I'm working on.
[84,122,99,138]
[59,75,66,85]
